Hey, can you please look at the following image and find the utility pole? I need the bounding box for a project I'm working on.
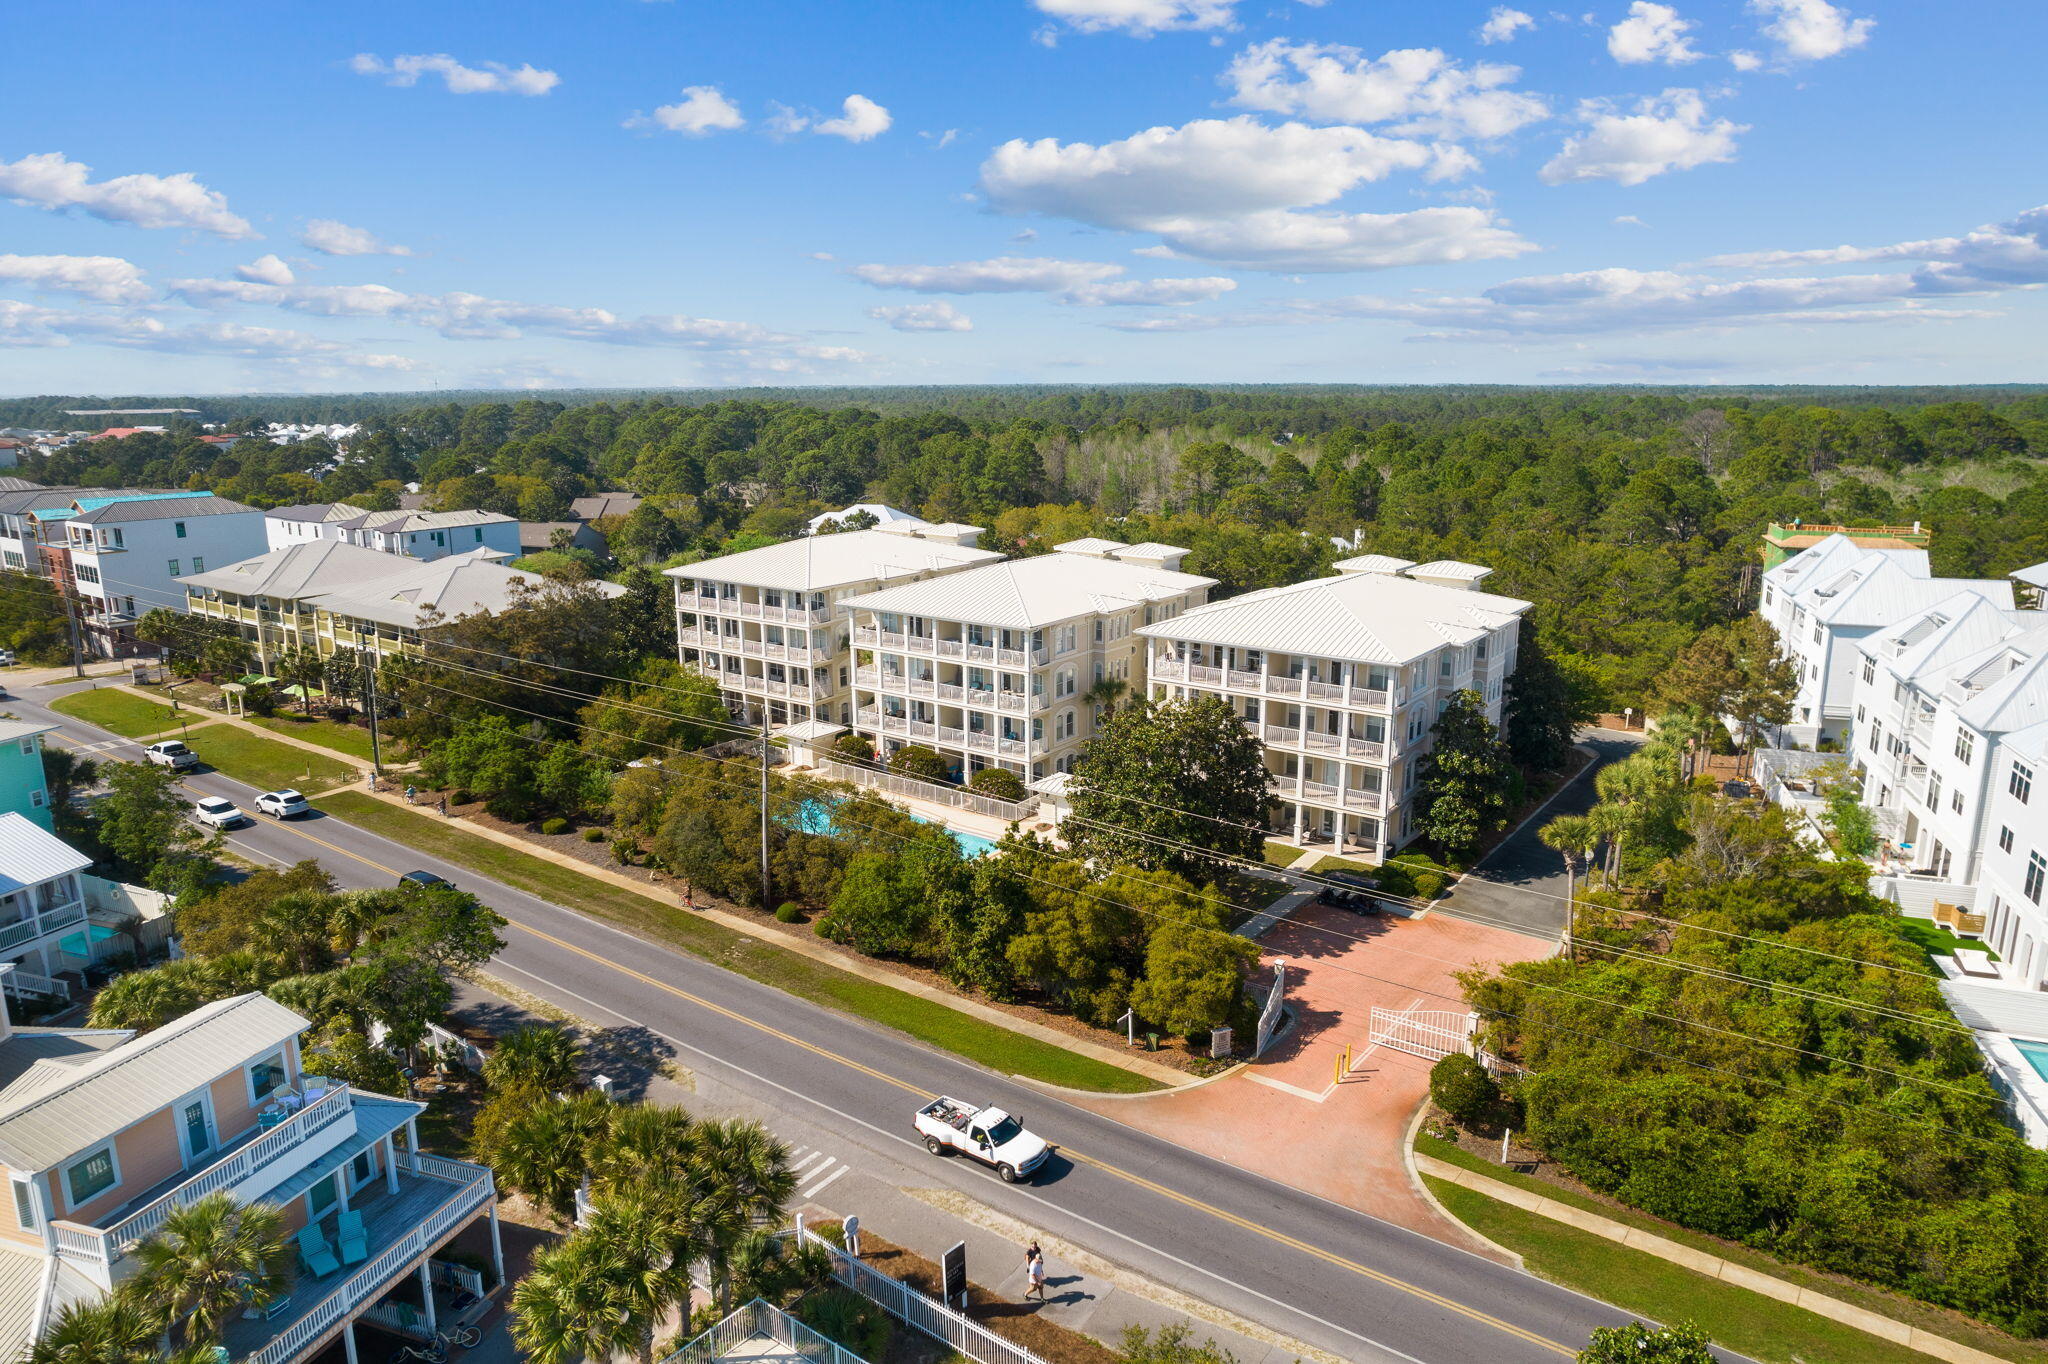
[758,712,772,911]
[61,589,85,679]
[364,656,384,777]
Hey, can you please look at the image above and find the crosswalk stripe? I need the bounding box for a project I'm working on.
[801,1165,848,1201]
[790,1150,827,1173]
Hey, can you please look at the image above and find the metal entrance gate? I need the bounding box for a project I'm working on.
[1252,965,1288,1055]
[1368,1006,1475,1062]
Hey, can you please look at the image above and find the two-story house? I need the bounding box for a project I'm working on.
[0,813,173,1014]
[668,523,1004,729]
[1138,555,1531,860]
[55,494,270,658]
[265,505,523,563]
[0,988,501,1364]
[0,721,57,832]
[842,541,1215,783]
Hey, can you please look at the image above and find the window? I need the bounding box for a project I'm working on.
[30,790,44,809]
[65,1147,117,1208]
[1956,731,1975,765]
[2028,852,2046,906]
[351,1150,375,1186]
[473,528,484,543]
[2000,826,2014,854]
[308,1172,339,1219]
[1862,658,1875,684]
[173,521,186,538]
[247,1050,289,1103]
[11,1179,35,1231]
[167,559,180,577]
[17,737,32,756]
[2013,762,2035,805]
[1951,790,1964,815]
[191,556,203,573]
[1926,772,1943,809]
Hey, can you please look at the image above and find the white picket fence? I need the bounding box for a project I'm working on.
[1367,1005,1476,1062]
[794,1224,1049,1364]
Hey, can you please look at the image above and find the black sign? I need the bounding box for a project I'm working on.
[941,1241,967,1309]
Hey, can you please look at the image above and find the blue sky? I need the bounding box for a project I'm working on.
[3,0,2043,393]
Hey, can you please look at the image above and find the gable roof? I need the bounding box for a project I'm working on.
[180,542,618,629]
[0,814,91,896]
[573,492,644,521]
[668,528,1001,593]
[71,493,255,525]
[0,993,307,1171]
[1140,571,1531,663]
[843,552,1214,629]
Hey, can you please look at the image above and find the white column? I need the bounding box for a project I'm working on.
[384,1135,400,1194]
[488,1202,506,1287]
[336,1176,351,1214]
[405,1117,420,1161]
[418,1262,438,1334]
[343,1321,359,1364]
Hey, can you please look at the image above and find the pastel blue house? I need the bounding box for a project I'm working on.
[0,720,56,832]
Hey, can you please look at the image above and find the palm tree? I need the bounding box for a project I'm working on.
[685,1118,797,1314]
[1081,676,1129,717]
[1538,813,1596,958]
[512,1235,638,1364]
[583,1197,697,1364]
[28,1295,161,1364]
[490,1093,616,1224]
[483,1025,584,1094]
[277,644,325,714]
[128,1193,291,1347]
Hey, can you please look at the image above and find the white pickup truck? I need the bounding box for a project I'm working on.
[915,1097,1051,1183]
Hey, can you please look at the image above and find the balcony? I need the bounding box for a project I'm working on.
[225,1152,495,1364]
[0,898,87,954]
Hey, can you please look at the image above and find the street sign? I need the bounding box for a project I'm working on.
[941,1241,967,1310]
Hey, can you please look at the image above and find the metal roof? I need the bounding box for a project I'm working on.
[1332,554,1416,576]
[0,993,308,1172]
[1139,571,1530,664]
[667,528,1001,593]
[71,494,256,525]
[0,1027,132,1091]
[843,552,1214,630]
[0,720,55,746]
[0,814,92,896]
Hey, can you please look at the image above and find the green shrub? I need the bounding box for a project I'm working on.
[887,744,951,783]
[967,767,1027,802]
[798,1289,890,1360]
[1580,1321,1713,1363]
[1430,1053,1498,1125]
[775,902,804,924]
[539,816,570,836]
[830,732,875,764]
[1410,871,1448,899]
[1372,862,1415,898]
[450,790,475,806]
[581,826,605,842]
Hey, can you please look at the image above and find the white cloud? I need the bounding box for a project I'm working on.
[1700,204,2048,294]
[637,85,746,135]
[1031,0,1239,37]
[1614,214,1648,226]
[0,301,419,369]
[1222,39,1548,140]
[765,103,813,137]
[348,53,560,96]
[0,254,150,303]
[300,219,414,257]
[1750,0,1873,61]
[1540,89,1743,185]
[814,95,893,142]
[1607,2,1703,64]
[235,254,296,285]
[868,302,974,332]
[848,255,1238,304]
[0,151,254,239]
[1477,7,1536,43]
[923,129,961,149]
[979,116,1527,270]
[1729,50,1764,71]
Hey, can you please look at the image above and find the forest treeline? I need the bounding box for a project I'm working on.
[14,386,2048,705]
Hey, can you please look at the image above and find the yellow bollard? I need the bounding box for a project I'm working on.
[1335,1043,1352,1087]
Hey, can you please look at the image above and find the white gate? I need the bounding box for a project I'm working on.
[1368,1005,1475,1062]
[1252,964,1288,1056]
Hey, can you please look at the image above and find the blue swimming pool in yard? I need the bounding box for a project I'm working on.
[792,798,996,858]
[2015,1038,2048,1084]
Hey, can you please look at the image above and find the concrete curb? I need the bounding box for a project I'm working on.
[345,784,1197,1090]
[1400,1108,1525,1270]
[1414,1154,2012,1364]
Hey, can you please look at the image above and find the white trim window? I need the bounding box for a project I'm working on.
[64,1144,119,1209]
[248,1050,290,1104]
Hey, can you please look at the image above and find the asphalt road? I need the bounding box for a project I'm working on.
[19,681,1650,1364]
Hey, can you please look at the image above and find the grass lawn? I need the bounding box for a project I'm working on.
[1422,1176,1955,1364]
[185,725,359,794]
[246,711,383,761]
[1307,853,1379,876]
[1262,840,1302,868]
[1895,916,1997,966]
[50,686,186,739]
[322,792,1161,1095]
[1416,1136,2047,1363]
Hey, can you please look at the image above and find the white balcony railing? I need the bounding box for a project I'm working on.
[0,899,87,954]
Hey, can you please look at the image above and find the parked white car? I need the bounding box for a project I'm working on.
[255,789,311,819]
[915,1097,1051,1183]
[192,796,248,829]
[143,740,198,770]
[0,649,16,666]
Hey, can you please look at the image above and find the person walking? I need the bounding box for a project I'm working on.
[842,1213,861,1258]
[405,784,417,805]
[1025,1244,1046,1301]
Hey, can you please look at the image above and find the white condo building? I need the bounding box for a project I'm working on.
[843,541,1214,782]
[669,523,1002,728]
[1139,556,1531,859]
[1980,723,2048,990]
[1759,533,2015,748]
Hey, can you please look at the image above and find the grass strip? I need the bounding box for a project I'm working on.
[1422,1176,1953,1364]
[1895,916,1998,965]
[50,686,186,739]
[1416,1136,2044,1362]
[323,792,1161,1095]
[185,725,359,794]
[245,712,383,761]
[1262,840,1302,868]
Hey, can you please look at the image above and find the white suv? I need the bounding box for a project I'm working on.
[193,796,247,828]
[255,789,311,819]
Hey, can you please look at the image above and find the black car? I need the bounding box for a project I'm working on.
[398,870,452,890]
[1316,870,1383,914]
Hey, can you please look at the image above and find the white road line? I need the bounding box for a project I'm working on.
[802,1165,849,1202]
[791,1150,828,1173]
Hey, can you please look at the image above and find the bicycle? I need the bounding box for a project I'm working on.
[388,1341,446,1364]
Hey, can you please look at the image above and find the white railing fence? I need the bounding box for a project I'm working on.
[1368,1005,1476,1062]
[812,757,1037,824]
[792,1225,1049,1364]
[663,1298,857,1364]
[1252,965,1288,1056]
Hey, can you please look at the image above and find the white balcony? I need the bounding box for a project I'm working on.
[0,898,87,954]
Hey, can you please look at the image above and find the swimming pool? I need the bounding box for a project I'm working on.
[792,798,997,859]
[2015,1038,2048,1084]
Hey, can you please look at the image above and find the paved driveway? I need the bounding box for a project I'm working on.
[1436,730,1644,941]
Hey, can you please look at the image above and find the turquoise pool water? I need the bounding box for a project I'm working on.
[2015,1039,2048,1084]
[792,798,996,859]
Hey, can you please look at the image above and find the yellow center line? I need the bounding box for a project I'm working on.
[506,918,1575,1357]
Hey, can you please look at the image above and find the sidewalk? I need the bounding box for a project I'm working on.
[1415,1155,2009,1364]
[355,782,1193,1089]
